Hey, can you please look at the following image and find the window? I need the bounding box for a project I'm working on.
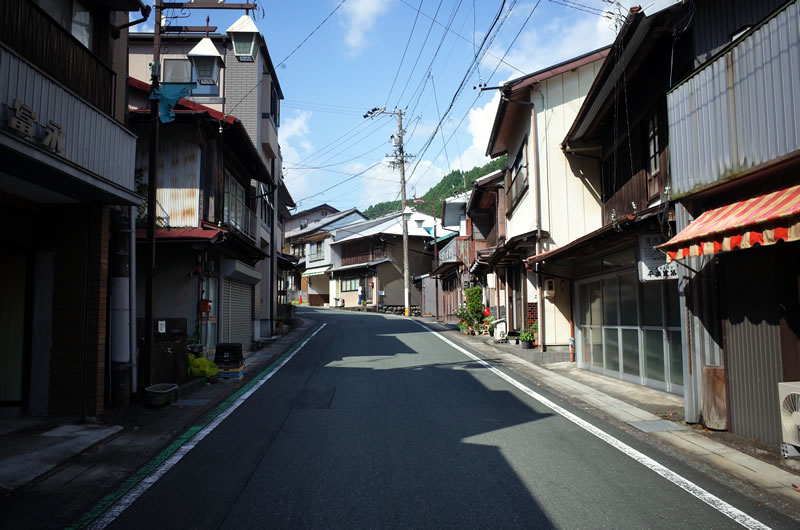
[270,84,280,126]
[292,244,305,257]
[645,113,660,200]
[164,59,192,83]
[506,139,528,214]
[300,219,308,229]
[163,58,219,96]
[341,278,360,291]
[70,0,92,49]
[415,219,423,228]
[35,0,93,50]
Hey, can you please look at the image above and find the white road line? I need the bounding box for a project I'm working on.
[89,323,327,530]
[413,320,770,530]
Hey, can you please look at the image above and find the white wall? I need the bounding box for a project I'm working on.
[536,61,604,251]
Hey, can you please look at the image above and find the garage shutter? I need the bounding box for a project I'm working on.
[223,278,252,351]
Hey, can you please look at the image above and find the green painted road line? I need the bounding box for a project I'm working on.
[69,324,324,529]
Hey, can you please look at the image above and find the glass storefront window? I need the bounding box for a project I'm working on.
[601,248,636,271]
[603,278,619,325]
[666,284,681,328]
[622,329,639,376]
[644,330,665,382]
[591,327,603,368]
[642,281,663,327]
[669,330,683,387]
[590,281,602,326]
[619,273,638,326]
[604,328,620,372]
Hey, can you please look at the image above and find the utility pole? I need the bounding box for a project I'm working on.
[144,1,255,392]
[364,106,413,316]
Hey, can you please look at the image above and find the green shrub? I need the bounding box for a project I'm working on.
[519,328,535,342]
[465,286,483,324]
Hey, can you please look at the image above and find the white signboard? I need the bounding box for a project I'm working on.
[638,234,678,281]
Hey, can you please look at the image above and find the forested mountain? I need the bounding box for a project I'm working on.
[363,155,507,219]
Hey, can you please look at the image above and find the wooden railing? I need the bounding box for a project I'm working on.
[341,242,385,266]
[0,0,115,115]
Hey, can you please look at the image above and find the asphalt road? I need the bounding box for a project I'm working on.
[101,309,796,529]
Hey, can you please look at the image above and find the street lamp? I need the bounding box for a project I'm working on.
[187,37,224,85]
[402,206,413,316]
[227,15,259,62]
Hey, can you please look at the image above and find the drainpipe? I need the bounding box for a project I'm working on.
[270,183,276,336]
[129,206,137,393]
[531,88,545,353]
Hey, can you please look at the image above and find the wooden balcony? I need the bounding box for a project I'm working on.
[341,240,385,266]
[0,0,116,115]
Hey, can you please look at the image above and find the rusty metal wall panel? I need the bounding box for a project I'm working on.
[133,125,201,227]
[724,251,783,446]
[668,1,800,198]
[0,44,136,194]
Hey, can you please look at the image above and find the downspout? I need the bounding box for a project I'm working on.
[129,205,137,394]
[531,87,545,353]
[270,183,276,336]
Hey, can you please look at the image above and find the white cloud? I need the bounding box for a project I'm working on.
[339,0,391,52]
[281,111,315,201]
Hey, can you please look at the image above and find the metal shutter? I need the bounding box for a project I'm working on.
[223,278,252,352]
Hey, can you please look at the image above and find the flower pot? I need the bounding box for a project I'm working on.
[521,340,533,349]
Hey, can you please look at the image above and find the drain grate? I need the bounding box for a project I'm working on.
[628,420,685,433]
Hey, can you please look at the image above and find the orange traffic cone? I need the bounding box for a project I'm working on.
[299,295,303,304]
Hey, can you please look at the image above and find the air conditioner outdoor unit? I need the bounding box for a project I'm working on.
[544,278,555,298]
[779,381,800,458]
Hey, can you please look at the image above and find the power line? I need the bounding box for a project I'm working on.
[294,162,384,205]
[275,0,348,68]
[385,0,424,106]
[398,0,525,75]
[227,0,346,116]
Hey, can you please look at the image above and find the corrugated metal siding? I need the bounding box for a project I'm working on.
[724,251,783,446]
[0,44,136,193]
[668,1,800,198]
[223,278,252,351]
[134,126,201,227]
[692,0,787,66]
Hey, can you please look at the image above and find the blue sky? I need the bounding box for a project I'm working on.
[132,1,646,214]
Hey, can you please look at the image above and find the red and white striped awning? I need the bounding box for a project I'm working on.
[658,184,800,262]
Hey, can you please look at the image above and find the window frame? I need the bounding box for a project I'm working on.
[505,138,529,216]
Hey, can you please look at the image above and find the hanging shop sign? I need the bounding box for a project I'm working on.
[638,234,678,281]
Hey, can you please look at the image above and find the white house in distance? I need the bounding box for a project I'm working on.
[284,208,368,306]
[328,211,443,309]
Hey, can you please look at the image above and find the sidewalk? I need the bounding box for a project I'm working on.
[417,316,800,516]
[0,318,316,529]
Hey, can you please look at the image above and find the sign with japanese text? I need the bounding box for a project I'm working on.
[638,234,678,281]
[6,99,65,155]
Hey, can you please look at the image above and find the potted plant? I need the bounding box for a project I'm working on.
[530,320,539,344]
[519,328,535,349]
